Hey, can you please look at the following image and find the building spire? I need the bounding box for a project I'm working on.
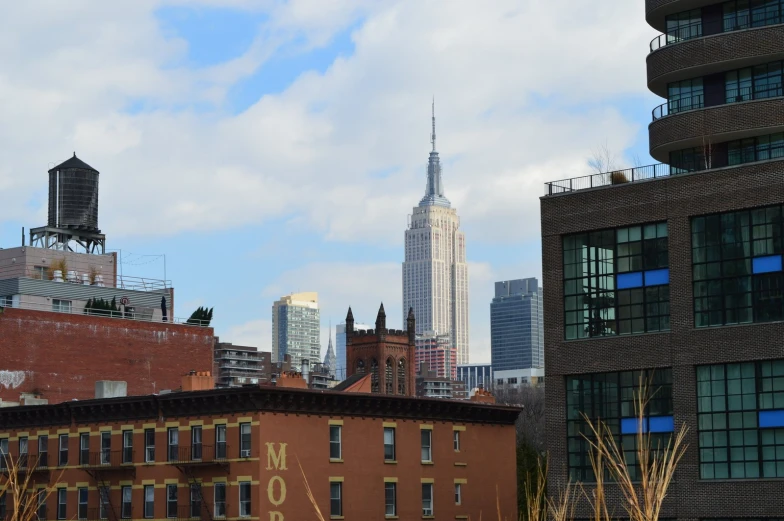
[419,98,451,208]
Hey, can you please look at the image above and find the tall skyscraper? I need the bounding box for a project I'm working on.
[271,292,320,370]
[335,321,372,381]
[402,103,469,365]
[323,326,337,379]
[543,1,784,517]
[490,278,544,371]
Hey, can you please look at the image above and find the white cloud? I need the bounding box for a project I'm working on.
[221,319,271,350]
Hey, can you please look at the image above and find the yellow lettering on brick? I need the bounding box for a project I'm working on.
[269,512,283,521]
[266,443,288,471]
[267,476,286,506]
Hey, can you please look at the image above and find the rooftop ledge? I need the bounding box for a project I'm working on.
[542,158,784,197]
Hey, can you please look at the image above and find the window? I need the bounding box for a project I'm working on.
[383,427,396,461]
[144,429,155,462]
[669,146,708,173]
[99,486,110,520]
[38,435,48,468]
[566,368,673,481]
[79,433,89,466]
[168,428,179,462]
[190,484,202,519]
[692,206,784,327]
[239,481,251,517]
[166,484,177,518]
[421,429,432,463]
[698,360,784,479]
[77,488,87,520]
[397,359,407,395]
[58,435,68,466]
[0,438,7,470]
[422,483,434,517]
[144,485,154,519]
[19,436,28,468]
[453,430,461,451]
[191,426,202,461]
[121,486,132,519]
[728,133,784,166]
[507,377,518,384]
[384,482,396,517]
[215,425,227,460]
[214,483,226,519]
[122,430,133,464]
[665,8,701,42]
[330,482,343,517]
[37,489,47,520]
[240,423,251,458]
[563,223,671,339]
[57,488,67,520]
[52,299,72,313]
[329,425,342,460]
[32,265,47,280]
[667,77,703,114]
[100,432,111,465]
[726,61,783,103]
[455,483,462,505]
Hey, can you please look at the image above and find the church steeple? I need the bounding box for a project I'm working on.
[419,99,451,208]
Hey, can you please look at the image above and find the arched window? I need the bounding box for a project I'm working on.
[385,358,394,394]
[356,359,365,375]
[397,359,407,395]
[370,359,379,393]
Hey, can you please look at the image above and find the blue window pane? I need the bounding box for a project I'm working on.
[759,410,784,428]
[649,416,675,433]
[644,269,670,286]
[621,417,647,434]
[617,272,643,289]
[752,255,783,274]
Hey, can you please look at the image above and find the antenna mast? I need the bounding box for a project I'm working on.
[431,97,436,152]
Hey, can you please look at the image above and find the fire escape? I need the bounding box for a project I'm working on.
[170,442,230,521]
[80,449,136,521]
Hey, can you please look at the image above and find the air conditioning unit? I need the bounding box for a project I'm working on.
[423,508,433,516]
[241,449,251,458]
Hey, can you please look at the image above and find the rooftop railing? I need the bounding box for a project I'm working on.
[649,13,782,52]
[652,86,783,121]
[0,265,171,292]
[544,163,671,196]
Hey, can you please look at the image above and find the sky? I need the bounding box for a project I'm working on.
[0,0,661,364]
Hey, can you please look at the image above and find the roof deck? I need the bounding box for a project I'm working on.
[544,163,672,196]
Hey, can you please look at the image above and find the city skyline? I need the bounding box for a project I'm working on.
[0,1,659,364]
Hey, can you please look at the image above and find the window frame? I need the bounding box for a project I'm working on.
[329,425,342,461]
[239,423,251,458]
[38,435,49,468]
[77,487,88,521]
[190,484,202,519]
[167,428,179,462]
[422,482,434,517]
[383,427,396,461]
[239,481,251,518]
[191,426,203,461]
[144,429,155,463]
[421,429,433,463]
[57,488,67,520]
[329,482,343,518]
[453,430,461,452]
[79,433,89,466]
[122,430,133,464]
[121,486,132,519]
[384,482,397,517]
[455,483,462,506]
[166,484,178,519]
[100,431,111,465]
[58,435,68,466]
[215,424,227,460]
[213,482,226,519]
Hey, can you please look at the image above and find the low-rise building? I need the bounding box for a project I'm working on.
[416,362,468,400]
[213,341,271,388]
[0,374,519,520]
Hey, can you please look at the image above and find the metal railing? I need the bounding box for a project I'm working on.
[0,265,171,292]
[650,12,783,52]
[167,445,228,464]
[544,163,671,196]
[82,450,135,468]
[0,298,210,327]
[652,85,784,121]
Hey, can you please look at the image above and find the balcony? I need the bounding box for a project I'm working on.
[650,14,784,52]
[544,163,671,196]
[167,445,229,469]
[652,85,783,121]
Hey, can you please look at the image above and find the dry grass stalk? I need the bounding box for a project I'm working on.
[522,459,548,521]
[0,453,63,521]
[296,455,326,521]
[546,479,576,521]
[583,375,688,521]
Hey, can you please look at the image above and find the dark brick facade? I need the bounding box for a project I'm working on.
[0,307,214,403]
[646,0,717,29]
[647,25,784,95]
[649,97,784,160]
[541,162,784,518]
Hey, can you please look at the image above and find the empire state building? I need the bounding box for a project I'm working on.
[402,104,469,368]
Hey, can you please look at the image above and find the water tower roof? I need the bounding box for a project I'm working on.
[48,153,98,173]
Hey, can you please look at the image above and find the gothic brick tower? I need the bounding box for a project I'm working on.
[345,304,416,396]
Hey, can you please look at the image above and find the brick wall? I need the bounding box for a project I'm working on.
[540,162,784,518]
[0,307,214,403]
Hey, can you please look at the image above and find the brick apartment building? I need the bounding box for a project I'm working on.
[0,375,519,520]
[542,1,784,519]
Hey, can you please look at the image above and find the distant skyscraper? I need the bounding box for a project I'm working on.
[335,321,372,381]
[271,292,320,370]
[490,278,544,372]
[415,331,455,380]
[457,363,493,392]
[323,326,337,379]
[402,102,469,365]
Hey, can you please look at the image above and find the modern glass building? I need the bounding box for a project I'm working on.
[271,292,320,371]
[490,278,543,372]
[457,363,493,392]
[542,1,784,518]
[335,322,371,381]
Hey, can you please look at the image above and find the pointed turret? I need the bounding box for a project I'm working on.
[375,303,386,331]
[346,307,354,333]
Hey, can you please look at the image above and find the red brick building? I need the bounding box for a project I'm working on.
[344,304,416,396]
[0,308,214,405]
[0,378,520,520]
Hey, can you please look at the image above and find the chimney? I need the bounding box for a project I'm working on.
[276,371,309,389]
[95,381,128,399]
[182,371,214,392]
[470,387,496,404]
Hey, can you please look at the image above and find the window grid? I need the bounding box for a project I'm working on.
[329,425,342,460]
[566,369,673,482]
[697,360,784,479]
[384,427,396,461]
[692,206,784,327]
[239,481,251,518]
[421,430,432,463]
[563,223,670,340]
[330,482,342,517]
